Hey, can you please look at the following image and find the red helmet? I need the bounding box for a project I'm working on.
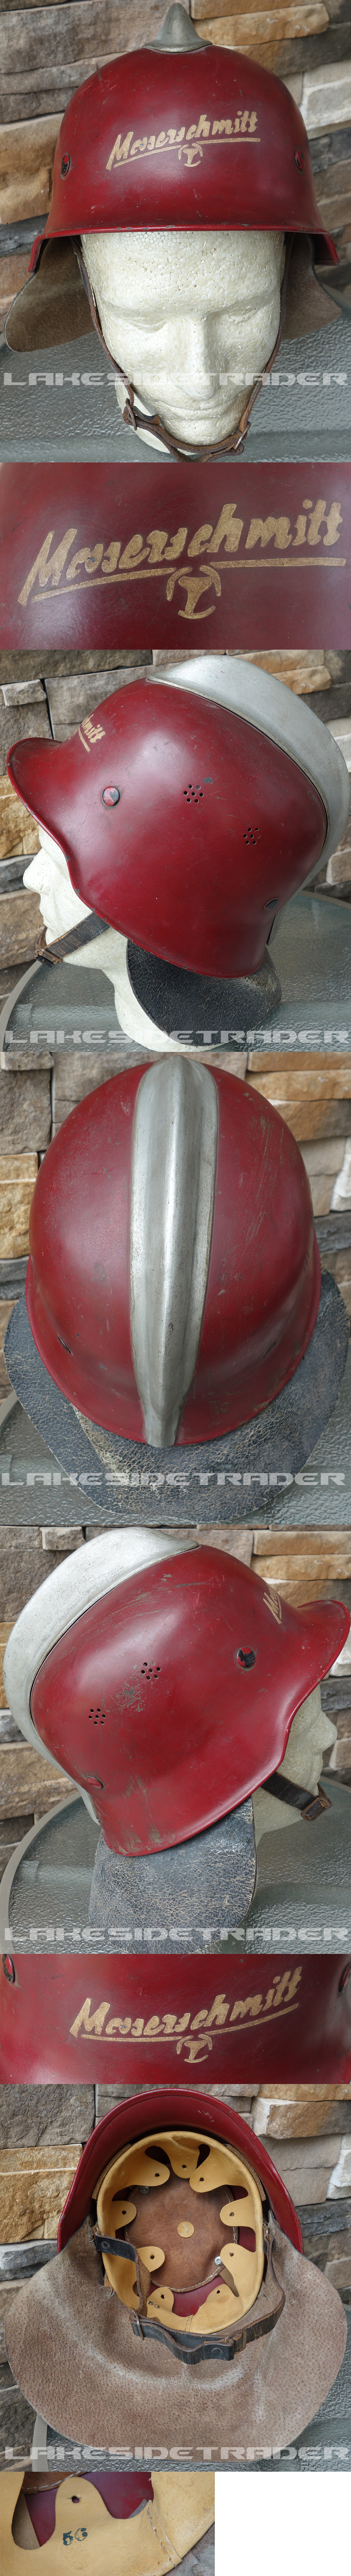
[4,9,337,383]
[4,1531,348,1856]
[3,2073,347,2449]
[2,1955,351,2086]
[25,1056,320,1444]
[56,2090,303,2254]
[8,662,349,983]
[30,22,335,253]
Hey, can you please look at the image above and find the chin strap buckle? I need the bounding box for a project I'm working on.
[263,1769,332,1821]
[298,1783,332,1821]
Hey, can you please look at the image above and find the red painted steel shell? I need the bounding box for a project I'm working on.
[28,49,336,258]
[7,679,328,976]
[29,1552,349,1856]
[2,465,350,655]
[1,1956,351,2086]
[25,1064,321,1443]
[56,2090,303,2256]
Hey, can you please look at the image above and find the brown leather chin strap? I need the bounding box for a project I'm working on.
[73,233,293,462]
[94,2229,150,2318]
[94,2218,285,2366]
[262,1770,332,1822]
[36,912,109,963]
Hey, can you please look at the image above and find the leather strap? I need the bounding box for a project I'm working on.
[132,2230,285,2363]
[93,2230,150,2318]
[36,913,109,963]
[73,234,293,463]
[263,1768,332,1822]
[94,2221,285,2365]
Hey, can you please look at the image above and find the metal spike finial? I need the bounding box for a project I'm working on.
[152,5,208,52]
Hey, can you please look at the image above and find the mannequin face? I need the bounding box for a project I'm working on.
[22,827,184,1053]
[253,1683,336,1846]
[24,826,89,941]
[81,229,286,444]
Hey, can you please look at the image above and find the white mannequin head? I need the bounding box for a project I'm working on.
[253,1683,336,1846]
[23,828,181,1054]
[24,826,90,942]
[81,229,286,448]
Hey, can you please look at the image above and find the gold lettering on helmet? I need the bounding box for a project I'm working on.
[18,525,78,606]
[66,545,104,581]
[70,1999,110,2037]
[130,136,148,160]
[78,716,106,750]
[186,118,211,142]
[191,1994,229,2031]
[106,129,133,170]
[246,518,294,553]
[166,569,222,619]
[20,500,345,611]
[179,145,202,167]
[106,113,260,173]
[69,1968,302,2050]
[263,1586,282,1624]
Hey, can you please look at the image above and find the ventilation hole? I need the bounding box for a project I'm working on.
[58,1336,72,1352]
[145,2146,169,2170]
[140,1665,161,1679]
[237,1648,256,1670]
[243,824,261,846]
[183,783,204,805]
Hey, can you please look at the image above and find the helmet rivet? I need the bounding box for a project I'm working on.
[339,1962,351,1990]
[61,152,70,176]
[295,149,304,169]
[238,1648,256,1670]
[101,786,120,807]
